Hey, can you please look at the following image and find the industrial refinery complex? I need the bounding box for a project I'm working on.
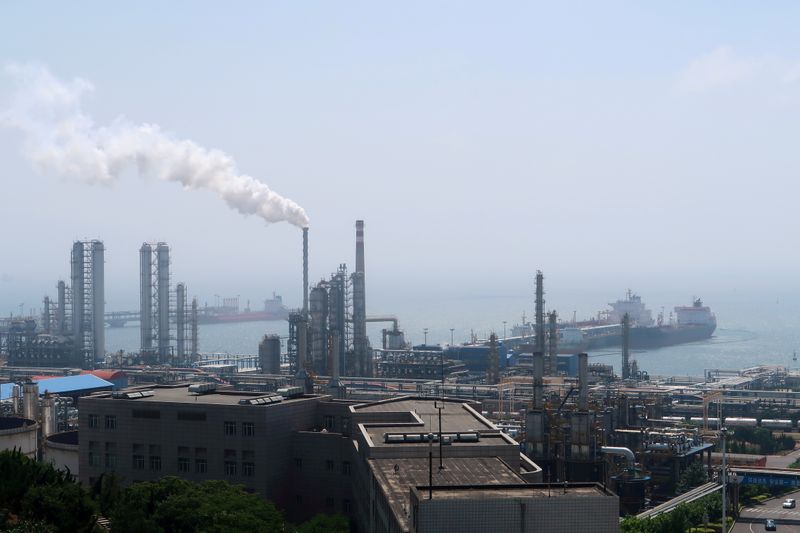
[1,220,800,532]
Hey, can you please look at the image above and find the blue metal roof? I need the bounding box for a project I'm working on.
[0,383,15,401]
[34,374,113,394]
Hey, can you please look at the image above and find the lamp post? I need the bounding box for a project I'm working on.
[721,426,728,531]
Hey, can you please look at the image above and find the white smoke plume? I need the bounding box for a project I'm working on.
[0,64,310,228]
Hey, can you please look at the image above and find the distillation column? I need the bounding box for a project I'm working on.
[176,282,186,360]
[91,240,105,363]
[156,243,170,362]
[139,244,154,353]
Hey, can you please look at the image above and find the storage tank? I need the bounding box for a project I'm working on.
[43,430,79,475]
[0,417,38,458]
[725,417,758,428]
[761,419,793,430]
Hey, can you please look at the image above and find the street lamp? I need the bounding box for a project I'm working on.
[720,427,728,531]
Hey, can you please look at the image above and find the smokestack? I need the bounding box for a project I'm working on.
[533,351,544,410]
[302,227,309,315]
[355,220,365,274]
[578,352,588,410]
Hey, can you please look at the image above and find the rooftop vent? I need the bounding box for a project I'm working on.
[188,383,217,395]
[238,395,283,406]
[111,390,154,400]
[276,386,303,399]
[383,432,480,444]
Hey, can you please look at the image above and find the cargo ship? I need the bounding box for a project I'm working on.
[508,291,716,352]
[197,294,289,325]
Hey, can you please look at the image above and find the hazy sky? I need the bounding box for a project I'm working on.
[2,2,800,319]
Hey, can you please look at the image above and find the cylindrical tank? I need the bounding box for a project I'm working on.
[725,417,758,428]
[761,419,793,430]
[41,396,57,438]
[0,417,38,458]
[259,334,282,374]
[22,382,39,421]
[43,430,79,474]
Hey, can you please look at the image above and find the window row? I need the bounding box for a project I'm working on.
[294,458,351,475]
[87,414,116,430]
[224,421,255,436]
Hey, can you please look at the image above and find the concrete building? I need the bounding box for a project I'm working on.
[78,386,619,532]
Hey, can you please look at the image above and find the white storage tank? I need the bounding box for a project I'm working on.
[761,419,793,430]
[724,417,758,428]
[43,430,79,475]
[0,417,38,458]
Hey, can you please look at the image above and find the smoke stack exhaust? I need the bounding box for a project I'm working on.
[302,227,309,315]
[355,220,365,274]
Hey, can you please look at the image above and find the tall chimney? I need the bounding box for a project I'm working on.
[533,351,544,410]
[578,352,588,410]
[355,220,365,274]
[302,227,309,316]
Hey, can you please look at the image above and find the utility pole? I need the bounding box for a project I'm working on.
[721,426,728,532]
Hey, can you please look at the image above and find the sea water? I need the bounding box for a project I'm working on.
[104,287,800,378]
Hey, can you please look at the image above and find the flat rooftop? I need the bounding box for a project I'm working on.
[87,384,320,407]
[354,397,497,433]
[425,484,613,500]
[371,456,525,531]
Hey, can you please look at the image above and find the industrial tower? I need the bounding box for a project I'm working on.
[70,240,105,367]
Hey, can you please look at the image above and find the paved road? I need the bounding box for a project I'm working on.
[732,489,800,533]
[767,449,800,469]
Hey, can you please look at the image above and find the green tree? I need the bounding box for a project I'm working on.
[676,462,707,494]
[295,514,349,533]
[109,477,285,533]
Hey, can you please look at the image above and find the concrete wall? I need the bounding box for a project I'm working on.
[411,487,619,533]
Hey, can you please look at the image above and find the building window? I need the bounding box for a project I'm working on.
[341,417,351,434]
[87,414,98,428]
[104,415,116,430]
[104,442,116,468]
[242,462,255,477]
[178,457,191,473]
[326,497,335,508]
[242,422,255,437]
[224,421,236,436]
[177,446,190,456]
[342,461,351,476]
[343,499,352,513]
[89,452,102,467]
[295,495,302,505]
[323,415,335,430]
[195,458,207,474]
[149,444,161,471]
[294,458,302,469]
[326,460,334,472]
[132,455,145,470]
[224,461,237,476]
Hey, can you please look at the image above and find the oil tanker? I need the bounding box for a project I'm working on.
[197,294,289,325]
[510,292,716,352]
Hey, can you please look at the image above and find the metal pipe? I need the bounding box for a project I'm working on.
[302,227,309,316]
[600,446,636,465]
[578,352,588,410]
